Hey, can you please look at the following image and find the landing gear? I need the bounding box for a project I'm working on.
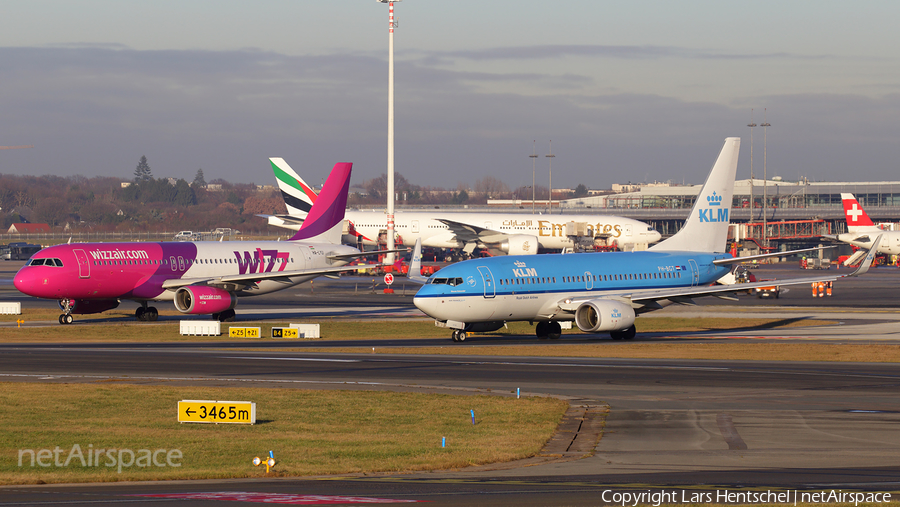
[451,330,467,342]
[213,309,236,322]
[610,325,636,341]
[535,321,562,340]
[58,298,74,325]
[135,304,159,322]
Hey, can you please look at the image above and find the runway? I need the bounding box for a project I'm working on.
[2,261,900,505]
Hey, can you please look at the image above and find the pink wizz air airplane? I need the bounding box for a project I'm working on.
[14,162,370,325]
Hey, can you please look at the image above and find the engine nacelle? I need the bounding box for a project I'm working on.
[574,300,636,332]
[58,299,120,315]
[174,286,237,315]
[496,234,539,255]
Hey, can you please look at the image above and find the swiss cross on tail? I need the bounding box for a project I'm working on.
[841,193,874,227]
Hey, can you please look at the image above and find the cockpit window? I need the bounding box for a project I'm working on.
[28,258,63,267]
[428,277,464,286]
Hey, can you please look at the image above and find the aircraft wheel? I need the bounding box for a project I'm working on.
[212,313,220,321]
[622,325,636,340]
[547,321,562,340]
[135,307,146,321]
[58,314,65,325]
[535,321,548,339]
[218,309,236,322]
[451,330,461,342]
[457,331,466,342]
[610,331,623,340]
[60,314,73,325]
[147,307,158,321]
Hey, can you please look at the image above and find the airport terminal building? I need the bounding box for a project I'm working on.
[557,179,900,240]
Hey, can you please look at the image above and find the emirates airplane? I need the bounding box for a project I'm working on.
[14,162,371,324]
[262,158,662,255]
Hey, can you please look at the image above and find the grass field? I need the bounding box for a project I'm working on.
[0,383,568,485]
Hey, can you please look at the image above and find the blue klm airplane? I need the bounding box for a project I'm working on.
[412,138,880,341]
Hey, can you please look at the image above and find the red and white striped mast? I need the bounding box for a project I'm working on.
[378,0,401,264]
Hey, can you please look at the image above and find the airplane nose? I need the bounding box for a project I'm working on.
[13,268,35,294]
[413,296,439,319]
[14,267,47,297]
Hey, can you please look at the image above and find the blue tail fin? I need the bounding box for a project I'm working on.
[289,162,351,243]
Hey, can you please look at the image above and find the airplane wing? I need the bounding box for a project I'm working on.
[326,248,407,262]
[436,218,506,243]
[557,235,881,313]
[711,246,835,266]
[160,264,374,291]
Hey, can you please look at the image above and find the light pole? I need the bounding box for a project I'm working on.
[377,0,400,264]
[546,141,555,215]
[747,110,756,222]
[761,110,771,248]
[529,141,537,213]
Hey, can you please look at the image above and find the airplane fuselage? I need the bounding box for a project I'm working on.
[346,211,660,250]
[837,230,900,255]
[14,240,358,302]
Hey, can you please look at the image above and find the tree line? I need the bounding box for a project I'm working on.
[0,156,594,233]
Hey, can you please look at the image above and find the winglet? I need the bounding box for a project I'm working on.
[407,238,429,284]
[845,233,881,277]
[288,162,351,243]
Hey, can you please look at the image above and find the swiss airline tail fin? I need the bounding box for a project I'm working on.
[649,137,740,253]
[289,163,351,243]
[841,193,877,232]
[270,157,319,218]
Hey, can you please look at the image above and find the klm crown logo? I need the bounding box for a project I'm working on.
[699,191,729,223]
[611,309,622,319]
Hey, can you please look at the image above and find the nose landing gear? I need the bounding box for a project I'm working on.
[58,299,75,325]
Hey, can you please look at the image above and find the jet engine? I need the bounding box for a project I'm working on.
[174,286,237,315]
[574,300,635,332]
[58,299,120,315]
[496,234,539,255]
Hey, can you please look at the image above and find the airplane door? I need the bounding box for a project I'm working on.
[73,249,90,279]
[411,220,419,234]
[584,271,593,290]
[688,259,699,286]
[476,266,495,299]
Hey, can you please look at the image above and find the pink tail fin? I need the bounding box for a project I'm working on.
[289,163,352,242]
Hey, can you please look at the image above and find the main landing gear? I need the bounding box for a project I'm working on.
[212,309,236,322]
[135,304,159,322]
[451,329,467,342]
[535,321,562,340]
[610,325,636,340]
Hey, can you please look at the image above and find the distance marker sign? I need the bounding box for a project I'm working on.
[178,400,256,424]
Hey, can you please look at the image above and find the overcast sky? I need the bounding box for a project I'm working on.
[2,1,900,190]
